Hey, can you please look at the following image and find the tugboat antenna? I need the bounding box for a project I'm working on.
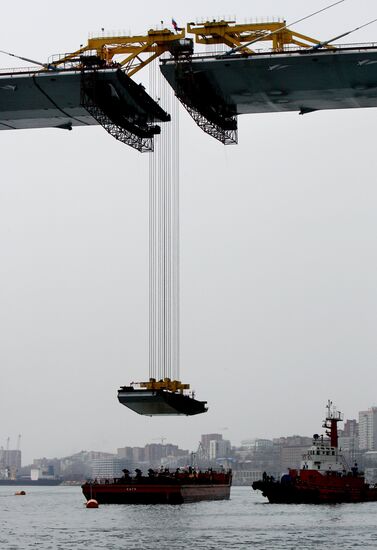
[323,400,344,448]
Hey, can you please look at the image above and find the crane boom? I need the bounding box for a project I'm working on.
[50,27,187,77]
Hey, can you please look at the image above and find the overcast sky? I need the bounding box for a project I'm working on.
[1,0,377,464]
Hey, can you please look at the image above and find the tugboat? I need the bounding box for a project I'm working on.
[82,467,232,504]
[253,400,377,504]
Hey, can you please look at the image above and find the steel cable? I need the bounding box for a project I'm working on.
[149,55,180,382]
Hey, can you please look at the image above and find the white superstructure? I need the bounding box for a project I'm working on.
[301,436,347,473]
[299,400,348,474]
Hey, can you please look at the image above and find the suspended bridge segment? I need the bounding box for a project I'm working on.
[0,67,171,150]
[118,379,208,416]
[117,58,208,416]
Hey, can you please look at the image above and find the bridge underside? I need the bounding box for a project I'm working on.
[118,387,208,416]
[160,46,377,142]
[0,67,170,151]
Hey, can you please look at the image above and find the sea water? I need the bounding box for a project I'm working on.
[1,485,377,549]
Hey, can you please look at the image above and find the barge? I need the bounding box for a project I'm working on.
[82,467,232,504]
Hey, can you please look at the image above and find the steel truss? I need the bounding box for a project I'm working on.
[80,70,154,152]
[178,97,237,145]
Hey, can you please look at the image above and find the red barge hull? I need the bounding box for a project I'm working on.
[82,482,230,504]
[82,470,232,504]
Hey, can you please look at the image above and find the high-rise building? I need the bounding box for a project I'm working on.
[275,436,313,471]
[201,434,223,452]
[339,418,359,464]
[359,407,377,450]
[117,447,134,460]
[91,457,129,479]
[343,419,358,438]
[116,444,189,469]
[132,447,145,463]
[209,439,231,460]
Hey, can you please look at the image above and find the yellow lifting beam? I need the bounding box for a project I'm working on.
[51,27,185,77]
[139,378,190,393]
[187,20,329,53]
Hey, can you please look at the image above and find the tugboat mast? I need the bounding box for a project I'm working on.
[323,400,343,448]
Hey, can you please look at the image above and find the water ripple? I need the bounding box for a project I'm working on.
[0,486,376,549]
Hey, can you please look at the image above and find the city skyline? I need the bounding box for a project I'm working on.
[0,403,364,464]
[2,417,371,486]
[2,399,372,463]
[7,400,377,487]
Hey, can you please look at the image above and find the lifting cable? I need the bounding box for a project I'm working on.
[149,56,180,382]
[222,0,349,56]
[0,49,57,71]
[308,16,377,50]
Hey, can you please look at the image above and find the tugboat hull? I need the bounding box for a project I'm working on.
[253,477,377,504]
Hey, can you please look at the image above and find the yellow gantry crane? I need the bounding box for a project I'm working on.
[187,19,329,53]
[49,18,328,76]
[51,27,187,76]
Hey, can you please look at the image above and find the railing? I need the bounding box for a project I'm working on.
[274,41,377,52]
[88,29,133,38]
[0,65,42,75]
[172,41,377,61]
[3,40,377,75]
[48,52,77,64]
[0,63,85,76]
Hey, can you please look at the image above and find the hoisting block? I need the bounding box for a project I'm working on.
[117,378,208,416]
